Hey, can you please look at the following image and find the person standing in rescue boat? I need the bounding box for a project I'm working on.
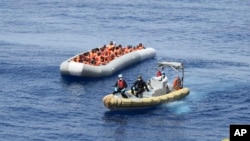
[113,74,128,98]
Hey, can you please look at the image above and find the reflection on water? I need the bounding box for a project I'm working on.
[102,108,158,141]
[101,106,190,141]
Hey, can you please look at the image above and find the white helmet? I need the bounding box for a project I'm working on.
[118,74,123,78]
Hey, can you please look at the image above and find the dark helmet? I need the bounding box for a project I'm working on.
[137,75,142,79]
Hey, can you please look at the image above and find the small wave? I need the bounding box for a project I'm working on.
[161,101,191,115]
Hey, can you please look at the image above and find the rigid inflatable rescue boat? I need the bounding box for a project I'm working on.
[103,61,190,110]
[60,42,156,77]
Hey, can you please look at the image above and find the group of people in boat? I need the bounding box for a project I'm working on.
[113,74,149,98]
[72,41,145,66]
[112,71,182,98]
[154,69,182,91]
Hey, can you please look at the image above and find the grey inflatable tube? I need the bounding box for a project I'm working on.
[60,48,156,78]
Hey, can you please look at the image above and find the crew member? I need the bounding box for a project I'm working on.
[113,74,128,98]
[131,75,149,98]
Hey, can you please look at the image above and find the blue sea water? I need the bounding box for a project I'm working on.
[0,0,249,141]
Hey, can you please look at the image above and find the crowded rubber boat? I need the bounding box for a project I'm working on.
[60,41,156,77]
[103,61,190,110]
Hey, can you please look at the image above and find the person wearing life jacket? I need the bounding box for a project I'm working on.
[113,74,128,98]
[107,41,115,49]
[114,46,121,57]
[152,67,162,80]
[99,56,106,65]
[118,45,124,56]
[172,76,182,90]
[137,43,145,50]
[156,70,162,77]
[102,47,110,63]
[113,47,119,57]
[75,56,80,62]
[83,52,90,64]
[89,49,96,59]
[131,75,150,98]
[93,52,101,66]
[100,46,105,56]
[109,48,116,61]
[132,46,138,51]
[124,46,129,54]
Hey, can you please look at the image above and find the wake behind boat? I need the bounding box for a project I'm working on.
[103,61,190,110]
[60,42,156,77]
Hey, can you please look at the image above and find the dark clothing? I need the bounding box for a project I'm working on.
[113,88,128,98]
[113,79,128,98]
[131,79,149,98]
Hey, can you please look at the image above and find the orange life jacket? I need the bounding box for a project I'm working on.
[156,71,162,77]
[107,44,115,50]
[118,48,123,56]
[109,52,115,60]
[139,46,144,50]
[117,80,125,88]
[75,56,80,62]
[173,77,181,90]
[124,48,129,54]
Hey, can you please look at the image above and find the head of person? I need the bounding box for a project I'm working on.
[118,74,123,80]
[162,73,165,78]
[137,75,142,81]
